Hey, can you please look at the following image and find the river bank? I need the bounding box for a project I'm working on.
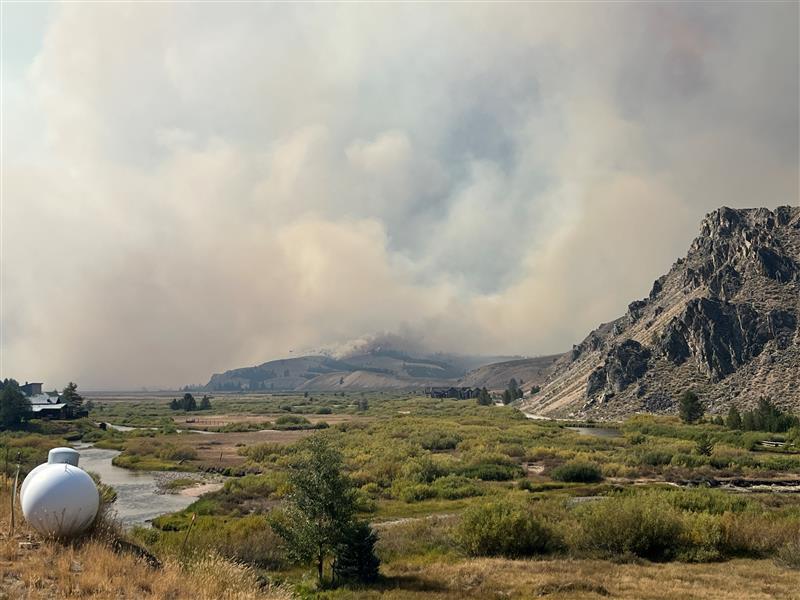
[74,446,210,526]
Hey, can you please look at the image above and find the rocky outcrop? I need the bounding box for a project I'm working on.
[586,340,651,398]
[523,205,800,419]
[689,206,799,290]
[658,298,796,380]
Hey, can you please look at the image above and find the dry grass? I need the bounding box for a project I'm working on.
[375,557,800,599]
[188,430,312,467]
[142,430,313,468]
[0,488,291,600]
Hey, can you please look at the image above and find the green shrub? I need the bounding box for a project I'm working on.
[671,453,706,468]
[354,488,378,513]
[550,461,603,483]
[274,415,311,428]
[666,488,751,515]
[394,482,437,503]
[240,442,287,463]
[639,450,674,466]
[399,455,447,484]
[418,431,462,451]
[222,473,279,503]
[678,511,724,562]
[360,482,382,498]
[158,445,198,462]
[575,492,684,560]
[430,475,483,500]
[627,433,646,445]
[458,462,522,481]
[457,501,555,558]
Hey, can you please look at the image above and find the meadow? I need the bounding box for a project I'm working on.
[2,391,800,598]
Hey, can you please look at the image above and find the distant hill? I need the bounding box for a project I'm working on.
[524,206,800,419]
[458,355,561,391]
[204,350,520,392]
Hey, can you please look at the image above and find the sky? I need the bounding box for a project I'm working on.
[1,2,798,390]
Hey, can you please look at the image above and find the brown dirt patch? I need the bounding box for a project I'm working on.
[191,430,312,466]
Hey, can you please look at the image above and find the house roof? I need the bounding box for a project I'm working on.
[31,403,67,412]
[29,393,61,405]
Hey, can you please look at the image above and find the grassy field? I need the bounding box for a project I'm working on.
[2,392,800,598]
[0,488,291,600]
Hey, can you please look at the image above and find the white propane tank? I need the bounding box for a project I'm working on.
[20,448,99,538]
[20,447,81,501]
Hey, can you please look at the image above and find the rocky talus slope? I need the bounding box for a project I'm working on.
[523,206,800,419]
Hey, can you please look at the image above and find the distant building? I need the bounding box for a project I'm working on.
[425,387,480,399]
[20,382,43,396]
[20,382,84,420]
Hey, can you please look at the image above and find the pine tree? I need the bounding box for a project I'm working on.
[333,521,380,584]
[61,382,84,409]
[502,389,512,405]
[696,433,714,456]
[742,411,756,431]
[476,387,492,406]
[679,390,703,423]
[0,380,30,429]
[725,406,742,430]
[199,395,212,410]
[181,393,197,411]
[507,379,522,400]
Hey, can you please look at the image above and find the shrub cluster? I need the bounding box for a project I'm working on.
[550,461,603,483]
[457,501,556,558]
[455,488,800,563]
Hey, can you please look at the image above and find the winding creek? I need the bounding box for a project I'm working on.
[73,444,198,527]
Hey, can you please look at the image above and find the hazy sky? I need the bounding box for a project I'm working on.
[2,2,798,389]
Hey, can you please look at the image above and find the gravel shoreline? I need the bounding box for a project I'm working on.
[153,471,222,495]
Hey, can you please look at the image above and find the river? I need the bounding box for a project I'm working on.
[565,426,622,438]
[74,446,197,527]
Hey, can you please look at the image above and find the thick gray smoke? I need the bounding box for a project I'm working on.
[3,3,797,388]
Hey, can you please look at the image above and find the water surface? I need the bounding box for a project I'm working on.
[565,426,622,438]
[76,447,195,526]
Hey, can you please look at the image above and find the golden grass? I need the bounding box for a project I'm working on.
[0,487,291,600]
[374,557,800,599]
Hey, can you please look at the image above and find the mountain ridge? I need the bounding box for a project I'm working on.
[523,205,800,419]
[204,350,524,392]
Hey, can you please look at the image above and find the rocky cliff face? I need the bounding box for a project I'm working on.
[523,206,800,419]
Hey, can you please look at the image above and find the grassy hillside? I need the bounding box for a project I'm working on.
[0,489,291,600]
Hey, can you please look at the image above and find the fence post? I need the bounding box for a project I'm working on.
[10,453,21,535]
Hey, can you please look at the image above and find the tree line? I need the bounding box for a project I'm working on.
[679,390,798,433]
[169,393,213,412]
